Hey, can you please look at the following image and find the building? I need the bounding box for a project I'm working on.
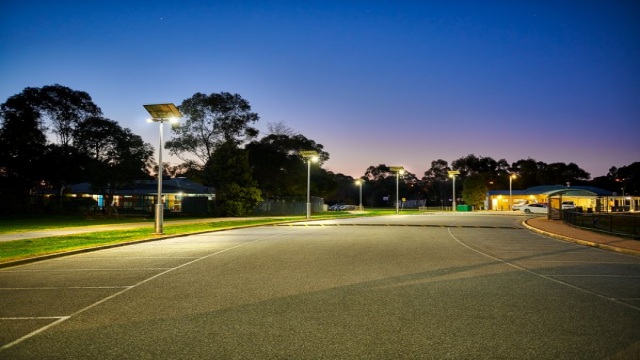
[66,178,215,214]
[486,185,639,213]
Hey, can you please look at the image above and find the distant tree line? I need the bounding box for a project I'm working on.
[1,84,638,215]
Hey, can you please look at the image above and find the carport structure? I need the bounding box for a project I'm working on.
[544,188,598,220]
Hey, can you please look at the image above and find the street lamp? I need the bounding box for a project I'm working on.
[300,150,319,219]
[144,103,181,234]
[509,174,517,210]
[390,166,405,214]
[355,179,363,211]
[448,170,460,211]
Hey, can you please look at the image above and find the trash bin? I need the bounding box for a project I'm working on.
[456,205,472,212]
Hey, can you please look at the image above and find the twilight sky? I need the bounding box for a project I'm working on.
[1,0,639,179]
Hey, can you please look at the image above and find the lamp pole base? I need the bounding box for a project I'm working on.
[154,204,164,234]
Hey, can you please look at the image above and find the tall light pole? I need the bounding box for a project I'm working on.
[448,170,460,211]
[300,150,319,219]
[390,166,405,214]
[355,179,363,211]
[144,103,181,234]
[509,174,517,210]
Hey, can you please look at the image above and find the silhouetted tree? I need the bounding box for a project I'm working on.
[74,116,154,209]
[537,162,590,185]
[362,164,417,207]
[324,173,356,205]
[168,160,205,183]
[595,163,640,195]
[167,92,260,164]
[462,174,489,209]
[422,159,452,207]
[0,85,102,212]
[207,141,261,216]
[510,158,543,189]
[246,133,329,199]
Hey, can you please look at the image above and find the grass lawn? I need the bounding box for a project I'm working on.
[0,214,153,234]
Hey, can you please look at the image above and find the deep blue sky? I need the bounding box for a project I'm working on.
[2,1,639,179]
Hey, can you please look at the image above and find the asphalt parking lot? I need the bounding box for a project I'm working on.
[1,213,639,359]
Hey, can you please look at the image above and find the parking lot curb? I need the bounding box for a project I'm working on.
[522,219,640,257]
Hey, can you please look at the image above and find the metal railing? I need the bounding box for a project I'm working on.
[562,210,640,240]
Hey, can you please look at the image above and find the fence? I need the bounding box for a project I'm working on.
[253,197,325,216]
[562,210,640,240]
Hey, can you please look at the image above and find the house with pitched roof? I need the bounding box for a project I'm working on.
[66,178,214,214]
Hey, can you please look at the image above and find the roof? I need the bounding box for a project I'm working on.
[68,178,214,196]
[522,185,611,196]
[487,185,611,196]
[542,189,598,197]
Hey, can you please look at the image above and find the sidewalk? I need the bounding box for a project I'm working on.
[523,217,640,256]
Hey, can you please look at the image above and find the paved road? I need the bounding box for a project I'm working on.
[1,213,639,359]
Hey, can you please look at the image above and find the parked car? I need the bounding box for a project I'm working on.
[329,204,347,211]
[512,201,529,211]
[561,201,575,209]
[329,204,356,211]
[520,203,548,214]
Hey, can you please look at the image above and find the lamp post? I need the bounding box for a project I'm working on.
[390,166,405,214]
[509,174,517,210]
[144,103,181,234]
[300,150,319,219]
[448,170,460,211]
[355,179,363,211]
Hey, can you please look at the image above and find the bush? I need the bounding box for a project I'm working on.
[62,197,98,213]
[219,184,262,216]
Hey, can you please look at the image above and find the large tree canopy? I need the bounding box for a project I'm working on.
[74,116,154,194]
[462,174,489,209]
[166,92,260,164]
[0,85,103,211]
[0,92,48,185]
[37,85,102,146]
[361,164,420,207]
[451,154,509,178]
[207,141,261,216]
[422,159,453,206]
[246,133,329,198]
[0,84,102,167]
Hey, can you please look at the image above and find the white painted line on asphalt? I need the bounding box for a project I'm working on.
[0,230,293,351]
[1,268,174,272]
[1,317,69,351]
[446,228,640,313]
[79,256,199,259]
[548,275,640,278]
[1,286,132,290]
[524,260,640,264]
[1,317,67,320]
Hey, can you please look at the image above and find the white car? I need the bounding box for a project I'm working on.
[512,201,529,211]
[520,203,548,214]
[561,201,575,209]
